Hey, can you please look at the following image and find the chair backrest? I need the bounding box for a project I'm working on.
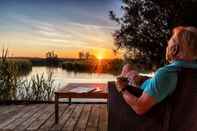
[168,68,197,131]
[108,68,197,131]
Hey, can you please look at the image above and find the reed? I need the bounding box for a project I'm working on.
[10,59,32,75]
[0,49,18,100]
[17,72,55,101]
[0,49,55,101]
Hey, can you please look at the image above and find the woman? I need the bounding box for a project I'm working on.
[116,26,197,115]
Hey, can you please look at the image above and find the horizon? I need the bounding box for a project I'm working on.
[0,0,122,59]
[5,56,121,60]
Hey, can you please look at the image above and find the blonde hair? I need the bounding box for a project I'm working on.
[166,26,197,62]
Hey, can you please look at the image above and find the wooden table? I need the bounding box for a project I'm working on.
[54,83,108,123]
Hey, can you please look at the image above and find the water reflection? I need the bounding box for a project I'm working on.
[24,66,116,91]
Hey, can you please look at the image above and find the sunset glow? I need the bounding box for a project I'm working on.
[95,50,105,60]
[0,0,121,59]
[97,56,103,60]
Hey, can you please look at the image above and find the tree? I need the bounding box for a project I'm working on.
[78,51,85,59]
[85,52,90,59]
[78,51,96,60]
[110,0,197,67]
[45,51,59,66]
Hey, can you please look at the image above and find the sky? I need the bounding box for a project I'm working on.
[0,0,121,59]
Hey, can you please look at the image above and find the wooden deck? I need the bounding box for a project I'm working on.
[0,104,108,131]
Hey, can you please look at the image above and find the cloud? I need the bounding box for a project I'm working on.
[2,13,116,53]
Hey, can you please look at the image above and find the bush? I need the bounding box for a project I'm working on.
[61,59,124,74]
[62,61,92,72]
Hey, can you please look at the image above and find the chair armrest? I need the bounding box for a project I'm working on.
[107,81,168,131]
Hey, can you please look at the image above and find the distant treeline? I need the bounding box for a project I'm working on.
[62,59,124,75]
[5,57,155,75]
[6,57,125,75]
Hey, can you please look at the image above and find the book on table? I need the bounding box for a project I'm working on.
[69,87,96,93]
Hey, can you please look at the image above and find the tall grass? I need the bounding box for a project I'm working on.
[0,49,55,102]
[17,72,55,101]
[0,49,18,100]
[11,59,32,75]
[0,59,32,76]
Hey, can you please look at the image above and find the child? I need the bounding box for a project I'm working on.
[120,64,139,86]
[118,63,150,87]
[117,64,145,97]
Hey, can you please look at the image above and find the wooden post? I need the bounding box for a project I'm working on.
[69,97,72,105]
[55,93,59,124]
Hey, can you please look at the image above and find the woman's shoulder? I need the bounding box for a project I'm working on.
[155,64,179,76]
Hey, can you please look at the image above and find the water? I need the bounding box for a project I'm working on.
[21,66,154,102]
[23,66,116,102]
[25,66,116,90]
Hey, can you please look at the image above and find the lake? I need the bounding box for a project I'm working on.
[25,66,116,89]
[22,66,153,102]
[23,66,116,102]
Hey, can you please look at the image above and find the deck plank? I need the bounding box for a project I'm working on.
[0,105,35,129]
[26,104,54,131]
[98,104,108,131]
[50,104,77,131]
[14,104,50,131]
[86,104,100,131]
[0,104,108,131]
[0,105,24,123]
[38,104,69,131]
[0,105,20,115]
[74,104,92,131]
[62,104,84,131]
[2,104,43,131]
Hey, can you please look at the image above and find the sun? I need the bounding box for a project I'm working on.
[97,55,103,60]
[94,49,106,60]
[96,53,104,60]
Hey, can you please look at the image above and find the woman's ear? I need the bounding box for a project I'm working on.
[170,44,179,56]
[166,44,179,62]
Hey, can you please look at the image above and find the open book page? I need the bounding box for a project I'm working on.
[69,87,95,93]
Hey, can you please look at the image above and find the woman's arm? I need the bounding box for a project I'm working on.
[116,78,156,115]
[122,90,156,115]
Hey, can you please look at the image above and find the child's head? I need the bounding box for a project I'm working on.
[121,63,134,77]
[122,63,133,72]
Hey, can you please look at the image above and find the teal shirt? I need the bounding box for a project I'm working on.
[140,60,197,103]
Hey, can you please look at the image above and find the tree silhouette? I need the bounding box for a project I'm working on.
[45,51,59,66]
[110,0,197,67]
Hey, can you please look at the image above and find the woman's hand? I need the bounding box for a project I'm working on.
[116,77,128,92]
[132,75,150,87]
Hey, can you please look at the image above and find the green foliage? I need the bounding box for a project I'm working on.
[0,49,18,100]
[17,72,55,101]
[61,59,124,74]
[9,59,32,75]
[107,59,124,74]
[62,61,92,72]
[0,49,55,101]
[110,0,197,67]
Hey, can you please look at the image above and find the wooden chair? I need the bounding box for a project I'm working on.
[108,68,197,131]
